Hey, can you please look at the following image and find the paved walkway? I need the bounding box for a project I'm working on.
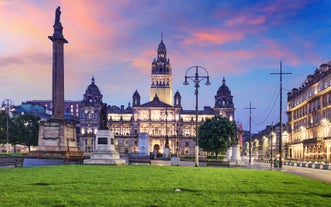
[247,161,331,184]
[150,159,331,184]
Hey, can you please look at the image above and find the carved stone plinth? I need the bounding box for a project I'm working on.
[226,147,232,161]
[138,133,150,156]
[37,119,78,152]
[230,144,244,166]
[84,130,126,165]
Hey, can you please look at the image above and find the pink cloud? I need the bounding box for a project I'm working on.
[262,0,308,13]
[226,14,267,27]
[182,29,244,46]
[259,38,300,65]
[131,49,154,73]
[250,16,266,25]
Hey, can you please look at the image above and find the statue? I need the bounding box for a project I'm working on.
[227,136,232,147]
[233,124,239,145]
[99,103,108,130]
[55,6,61,24]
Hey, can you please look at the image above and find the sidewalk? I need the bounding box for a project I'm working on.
[248,161,331,184]
[151,159,331,184]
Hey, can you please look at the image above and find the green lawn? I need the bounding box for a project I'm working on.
[0,165,330,206]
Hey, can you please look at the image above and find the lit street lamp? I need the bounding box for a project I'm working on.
[163,107,170,158]
[1,99,15,153]
[183,66,210,167]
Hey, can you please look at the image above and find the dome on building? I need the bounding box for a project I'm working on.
[85,76,101,96]
[216,77,231,96]
[82,76,103,106]
[214,77,234,110]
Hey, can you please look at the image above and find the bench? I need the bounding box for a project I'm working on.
[0,156,24,167]
[64,151,84,164]
[206,161,230,168]
[128,158,151,165]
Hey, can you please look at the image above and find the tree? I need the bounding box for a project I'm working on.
[12,114,40,152]
[198,116,236,159]
[0,111,7,144]
[0,111,16,147]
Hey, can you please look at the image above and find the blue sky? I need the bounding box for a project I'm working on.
[1,0,331,132]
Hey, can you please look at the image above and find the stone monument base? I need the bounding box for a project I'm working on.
[84,151,126,165]
[35,119,79,157]
[84,156,126,165]
[83,129,126,165]
[226,147,232,161]
[163,147,170,158]
[230,144,244,166]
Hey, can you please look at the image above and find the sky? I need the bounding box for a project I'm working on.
[1,0,331,133]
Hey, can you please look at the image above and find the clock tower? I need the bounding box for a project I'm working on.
[150,35,173,105]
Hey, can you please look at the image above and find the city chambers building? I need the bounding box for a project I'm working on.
[286,62,331,161]
[79,39,235,157]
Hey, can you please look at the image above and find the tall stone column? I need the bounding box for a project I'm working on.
[48,6,68,119]
[35,7,79,155]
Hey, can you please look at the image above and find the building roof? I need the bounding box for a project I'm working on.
[140,94,172,108]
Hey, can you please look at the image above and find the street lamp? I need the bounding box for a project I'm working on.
[183,66,210,167]
[163,107,170,158]
[2,99,14,153]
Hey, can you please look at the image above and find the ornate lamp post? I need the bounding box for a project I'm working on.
[183,66,210,167]
[1,99,15,153]
[163,107,170,158]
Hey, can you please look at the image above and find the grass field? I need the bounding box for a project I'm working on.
[0,165,330,206]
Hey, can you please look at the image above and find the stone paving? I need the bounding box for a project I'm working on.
[247,161,331,184]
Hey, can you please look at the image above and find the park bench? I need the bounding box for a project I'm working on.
[206,161,230,168]
[0,156,24,167]
[64,151,84,164]
[128,157,151,165]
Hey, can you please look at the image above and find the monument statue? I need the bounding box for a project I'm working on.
[233,124,239,145]
[55,6,61,24]
[227,136,232,147]
[99,103,108,129]
[84,104,125,165]
[35,6,78,155]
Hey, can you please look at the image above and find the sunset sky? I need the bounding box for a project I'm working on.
[1,0,331,132]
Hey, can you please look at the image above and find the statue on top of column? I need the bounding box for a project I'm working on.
[55,6,61,25]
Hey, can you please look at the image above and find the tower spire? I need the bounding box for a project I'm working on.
[150,36,173,105]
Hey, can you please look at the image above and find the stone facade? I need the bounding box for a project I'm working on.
[79,39,236,157]
[286,62,331,161]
